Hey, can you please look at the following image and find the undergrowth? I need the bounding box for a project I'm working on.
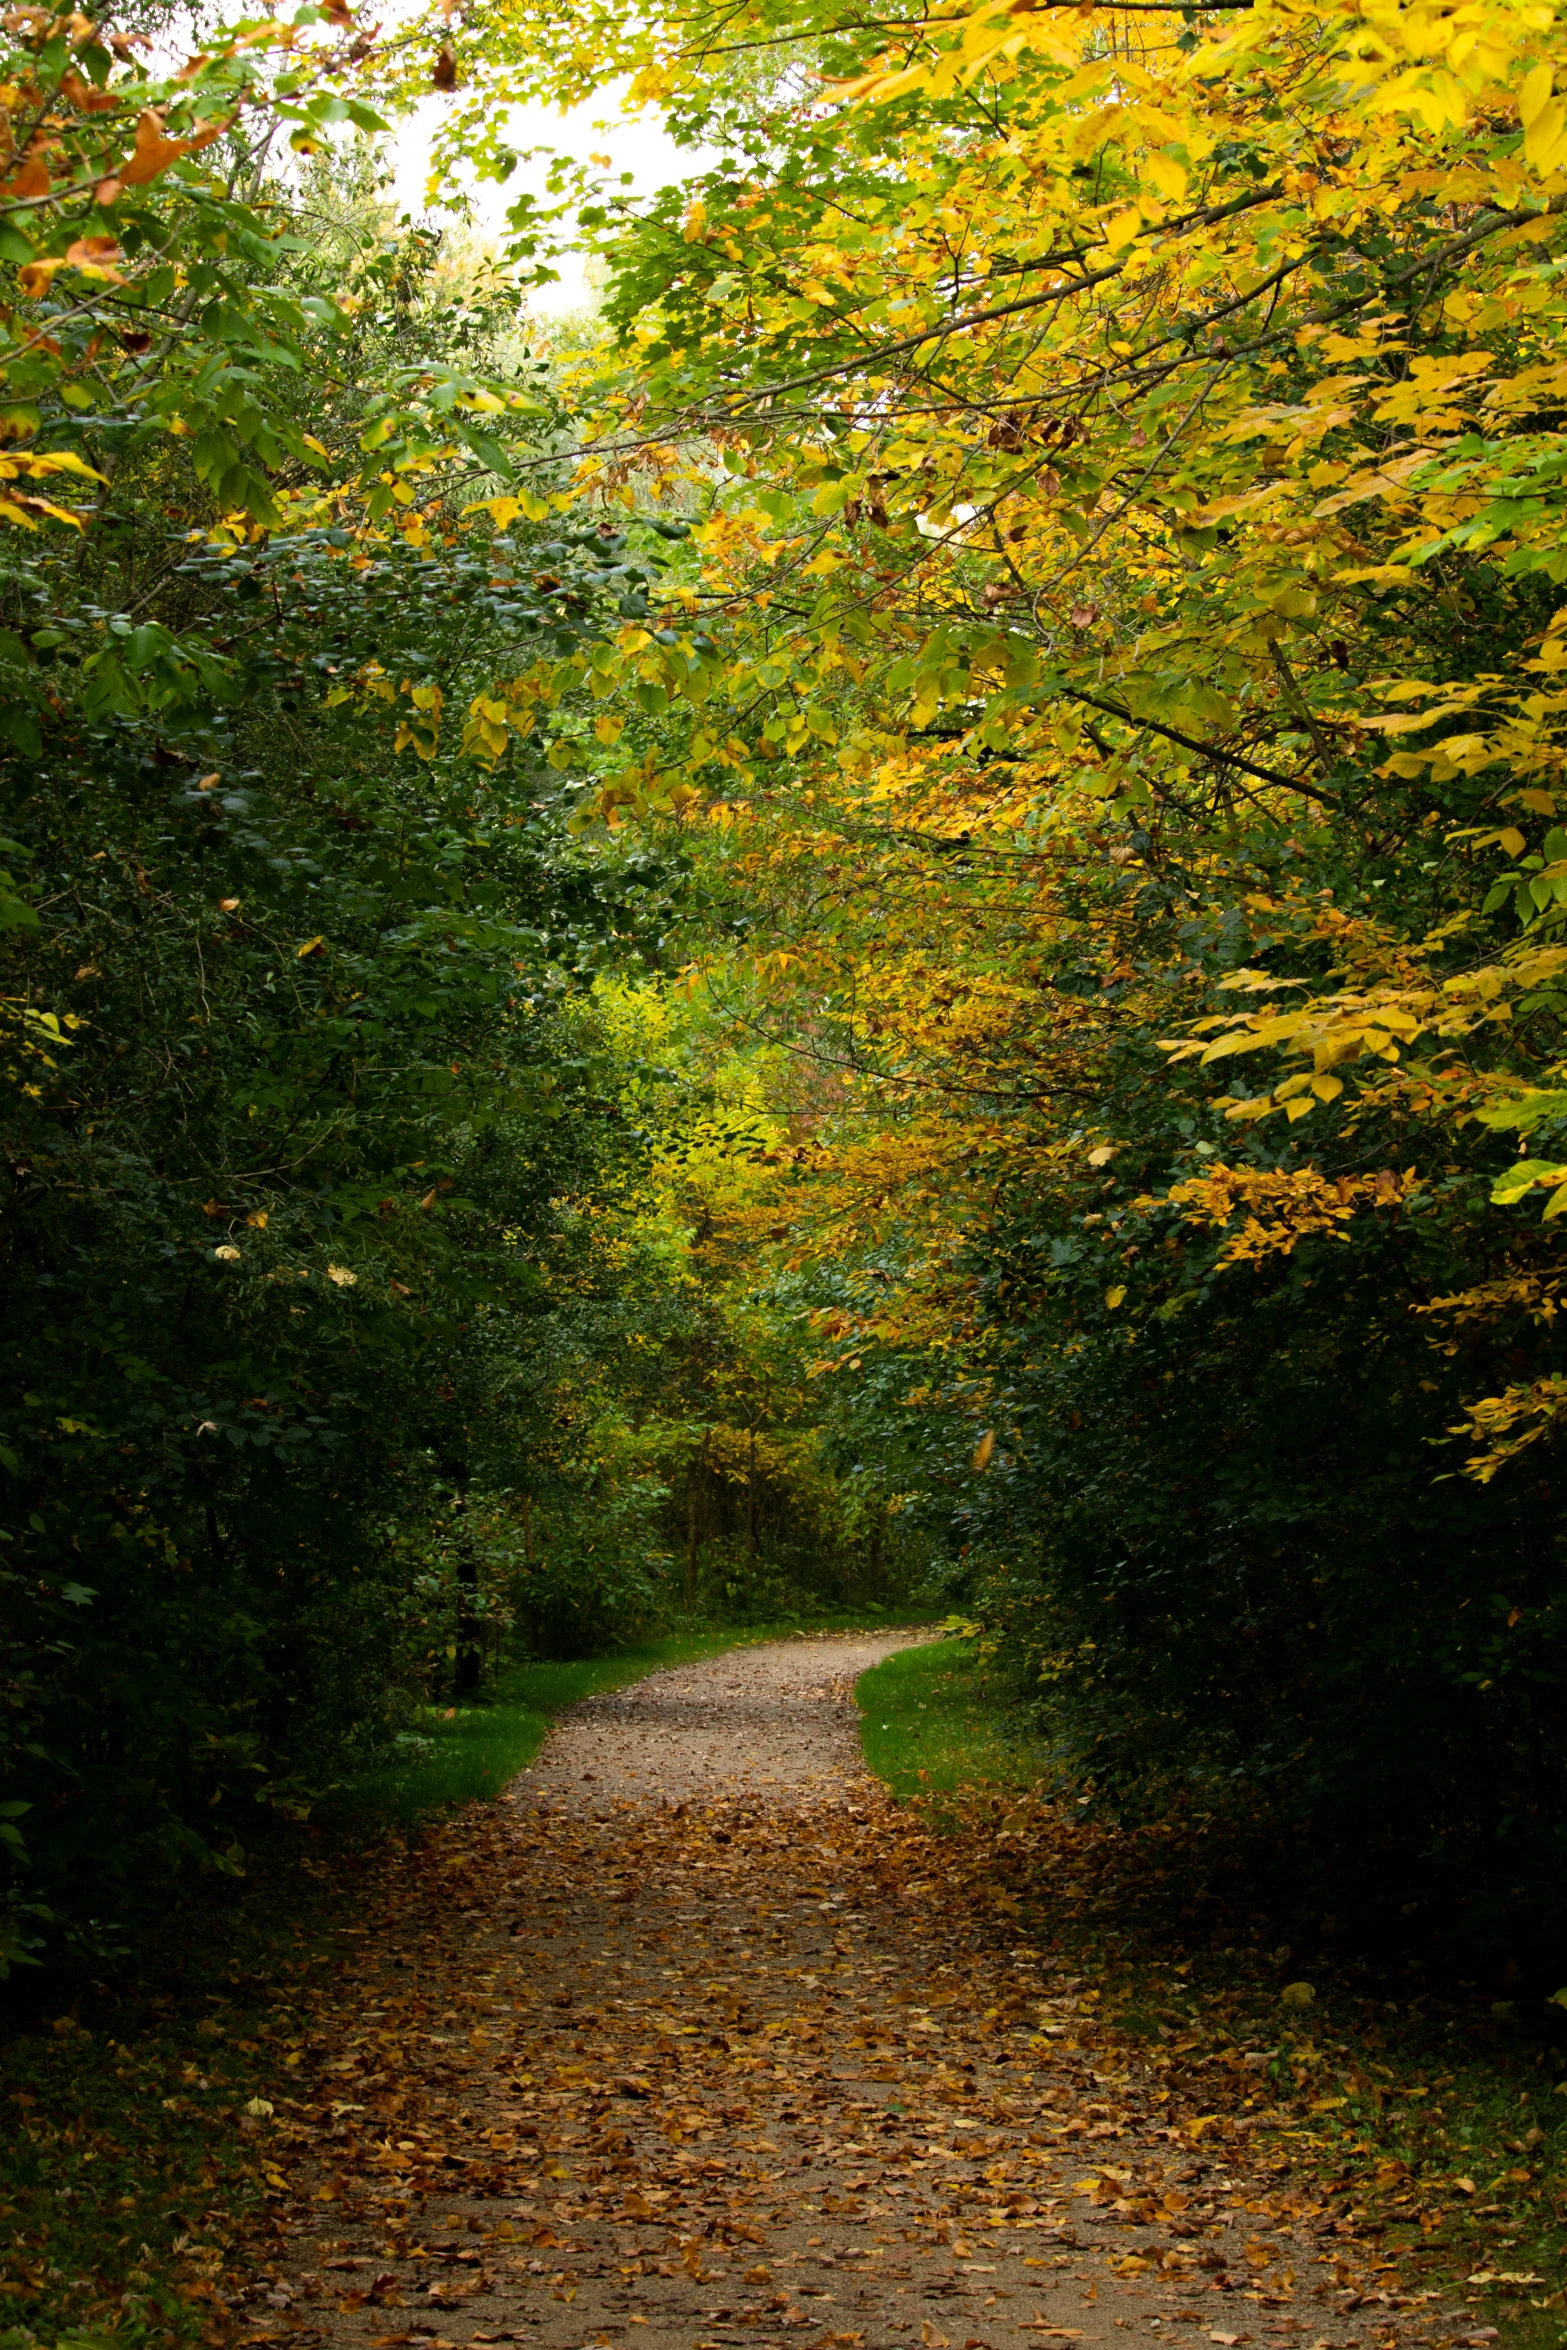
[857,1636,1567,2350]
[0,1889,342,2350]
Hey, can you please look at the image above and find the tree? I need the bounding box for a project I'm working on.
[442,0,1567,1945]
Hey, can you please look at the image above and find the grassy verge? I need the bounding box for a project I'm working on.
[336,1607,927,1824]
[857,1635,1054,1800]
[856,1633,1567,2350]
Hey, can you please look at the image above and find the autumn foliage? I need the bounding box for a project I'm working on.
[6,0,1567,1973]
[441,0,1567,1948]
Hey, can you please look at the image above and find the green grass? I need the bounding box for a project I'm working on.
[856,1636,1055,1800]
[338,1608,931,1824]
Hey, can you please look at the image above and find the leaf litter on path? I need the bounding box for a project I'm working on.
[227,1637,1479,2350]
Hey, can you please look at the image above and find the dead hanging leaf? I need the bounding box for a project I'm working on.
[60,67,121,111]
[63,234,125,280]
[431,39,457,85]
[118,106,233,187]
[2,152,54,200]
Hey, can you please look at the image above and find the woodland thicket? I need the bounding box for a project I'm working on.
[4,0,1567,1978]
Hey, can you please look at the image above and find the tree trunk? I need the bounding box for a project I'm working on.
[442,1459,481,1702]
[746,1425,758,1559]
[685,1468,698,1613]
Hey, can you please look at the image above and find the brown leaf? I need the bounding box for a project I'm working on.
[61,68,121,111]
[431,40,456,86]
[2,153,53,200]
[64,234,124,279]
[118,106,232,188]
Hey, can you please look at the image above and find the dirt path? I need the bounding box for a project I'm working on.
[244,1635,1409,2350]
[513,1631,927,1810]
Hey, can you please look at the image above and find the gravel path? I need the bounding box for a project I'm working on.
[257,1635,1388,2350]
[513,1630,931,1811]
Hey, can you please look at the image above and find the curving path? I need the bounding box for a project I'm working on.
[512,1631,929,1811]
[248,1634,1393,2350]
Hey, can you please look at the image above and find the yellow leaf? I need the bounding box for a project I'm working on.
[1105,1285,1127,1309]
[1524,96,1567,171]
[1144,149,1187,203]
[1104,207,1142,252]
[1499,827,1528,857]
[296,936,326,958]
[1520,60,1554,129]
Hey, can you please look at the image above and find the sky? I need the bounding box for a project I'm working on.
[385,87,711,314]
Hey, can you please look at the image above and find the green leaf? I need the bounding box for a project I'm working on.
[455,421,514,478]
[1490,1158,1567,1206]
[1475,1092,1567,1132]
